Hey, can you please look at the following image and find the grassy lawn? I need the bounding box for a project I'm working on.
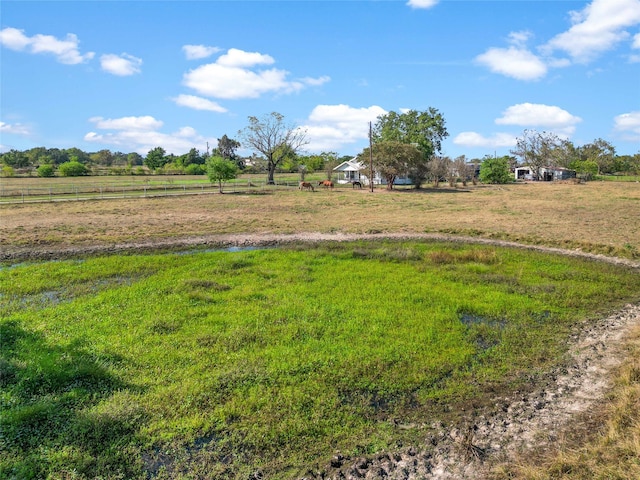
[2,240,639,479]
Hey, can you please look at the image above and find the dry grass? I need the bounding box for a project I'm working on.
[491,326,640,480]
[1,181,639,258]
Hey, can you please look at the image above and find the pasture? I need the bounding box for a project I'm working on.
[1,179,640,479]
[2,241,640,479]
[1,179,639,260]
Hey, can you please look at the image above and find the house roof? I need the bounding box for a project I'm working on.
[333,158,362,172]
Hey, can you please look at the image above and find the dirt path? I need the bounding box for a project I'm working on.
[3,233,639,479]
[2,231,640,269]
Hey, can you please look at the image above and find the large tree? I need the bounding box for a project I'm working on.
[372,108,448,188]
[511,130,560,180]
[217,134,242,167]
[358,141,422,189]
[239,112,307,184]
[578,138,616,175]
[144,147,168,170]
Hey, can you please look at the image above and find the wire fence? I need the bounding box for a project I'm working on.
[0,180,303,204]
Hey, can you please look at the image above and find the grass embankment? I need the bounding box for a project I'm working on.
[2,241,639,479]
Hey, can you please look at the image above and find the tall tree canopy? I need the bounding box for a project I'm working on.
[144,147,168,170]
[371,108,448,188]
[373,108,448,156]
[578,138,616,175]
[217,135,241,166]
[239,112,308,184]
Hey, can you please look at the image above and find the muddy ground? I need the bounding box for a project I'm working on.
[3,232,639,479]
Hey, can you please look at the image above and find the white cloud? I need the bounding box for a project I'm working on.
[454,103,583,150]
[172,94,227,113]
[475,46,547,81]
[182,44,221,60]
[85,115,211,155]
[183,48,329,100]
[89,116,163,131]
[0,27,94,64]
[100,53,142,76]
[406,0,439,9]
[0,27,31,50]
[543,0,640,63]
[507,30,533,47]
[634,33,640,48]
[302,104,387,153]
[184,63,294,99]
[0,121,31,136]
[495,103,582,136]
[216,48,274,67]
[300,76,331,87]
[453,132,517,149]
[614,111,640,141]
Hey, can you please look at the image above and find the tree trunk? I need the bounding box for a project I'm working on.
[267,162,276,185]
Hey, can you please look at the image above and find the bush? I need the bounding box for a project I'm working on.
[185,163,206,175]
[479,157,512,184]
[58,161,88,177]
[37,164,55,177]
[2,165,16,177]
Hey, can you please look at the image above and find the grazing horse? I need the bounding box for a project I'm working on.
[299,181,314,191]
[351,181,362,189]
[318,180,334,189]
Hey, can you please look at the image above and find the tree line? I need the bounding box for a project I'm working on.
[0,135,351,179]
[2,112,637,184]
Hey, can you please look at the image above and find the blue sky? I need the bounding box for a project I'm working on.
[1,0,639,160]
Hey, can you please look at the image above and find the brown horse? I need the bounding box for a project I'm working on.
[352,181,362,189]
[318,180,334,189]
[299,181,314,191]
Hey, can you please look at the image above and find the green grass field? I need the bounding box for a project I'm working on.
[2,240,639,479]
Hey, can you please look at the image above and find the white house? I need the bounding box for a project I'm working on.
[515,166,576,181]
[333,158,412,186]
[333,158,365,184]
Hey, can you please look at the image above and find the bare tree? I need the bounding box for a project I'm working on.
[428,156,450,187]
[453,155,473,186]
[511,130,560,180]
[239,112,308,184]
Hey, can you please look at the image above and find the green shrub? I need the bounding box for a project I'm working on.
[58,161,88,177]
[1,165,16,177]
[185,163,206,175]
[37,164,55,177]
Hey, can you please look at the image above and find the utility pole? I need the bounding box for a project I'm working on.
[369,122,374,193]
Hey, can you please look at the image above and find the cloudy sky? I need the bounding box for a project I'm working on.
[1,0,639,159]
